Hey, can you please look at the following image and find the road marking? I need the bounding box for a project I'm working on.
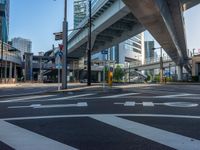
[142,102,154,107]
[8,102,88,109]
[0,95,55,103]
[2,113,200,122]
[155,93,197,98]
[90,115,200,150]
[10,93,96,103]
[114,101,198,107]
[124,101,136,106]
[0,120,78,150]
[0,90,50,98]
[34,93,95,102]
[164,102,199,107]
[101,93,140,98]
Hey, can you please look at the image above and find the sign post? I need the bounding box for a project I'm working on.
[55,50,63,91]
[101,50,108,89]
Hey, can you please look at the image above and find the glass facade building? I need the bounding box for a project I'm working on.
[74,0,87,28]
[0,0,9,42]
[144,41,154,63]
[11,37,32,59]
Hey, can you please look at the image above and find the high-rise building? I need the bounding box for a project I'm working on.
[145,41,155,63]
[92,33,145,66]
[74,0,87,28]
[0,0,9,42]
[11,37,32,59]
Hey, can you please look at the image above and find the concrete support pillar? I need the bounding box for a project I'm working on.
[98,71,101,82]
[9,62,13,82]
[4,61,7,82]
[14,64,17,83]
[9,62,13,78]
[177,65,183,81]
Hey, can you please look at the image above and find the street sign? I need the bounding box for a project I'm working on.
[59,44,64,51]
[101,50,108,54]
[55,50,63,69]
[53,32,63,41]
[55,51,63,58]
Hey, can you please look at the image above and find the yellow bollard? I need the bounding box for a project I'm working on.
[108,71,113,87]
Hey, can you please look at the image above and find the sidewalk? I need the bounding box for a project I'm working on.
[0,83,84,88]
[54,83,160,93]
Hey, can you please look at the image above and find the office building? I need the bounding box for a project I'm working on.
[144,41,155,63]
[11,37,32,59]
[92,33,145,66]
[0,0,9,42]
[74,0,87,28]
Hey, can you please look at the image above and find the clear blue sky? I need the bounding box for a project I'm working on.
[9,1,200,54]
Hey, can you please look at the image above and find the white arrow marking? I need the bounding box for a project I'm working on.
[114,101,198,107]
[124,101,136,106]
[142,102,154,107]
[8,102,88,109]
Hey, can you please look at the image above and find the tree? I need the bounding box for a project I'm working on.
[113,65,124,82]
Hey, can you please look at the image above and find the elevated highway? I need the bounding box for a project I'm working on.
[68,0,200,80]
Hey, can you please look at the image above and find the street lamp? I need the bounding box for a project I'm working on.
[152,47,163,83]
[87,0,92,86]
[0,17,4,82]
[62,0,68,89]
[53,0,68,89]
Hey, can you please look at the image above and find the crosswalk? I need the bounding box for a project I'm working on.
[0,120,78,150]
[0,92,199,104]
[1,115,200,150]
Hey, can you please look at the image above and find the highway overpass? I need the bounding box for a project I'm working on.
[67,0,200,80]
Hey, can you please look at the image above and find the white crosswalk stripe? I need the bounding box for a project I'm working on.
[155,93,197,98]
[0,95,55,103]
[0,120,78,150]
[91,115,200,150]
[100,93,140,98]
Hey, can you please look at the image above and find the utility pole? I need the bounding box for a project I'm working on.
[87,0,92,86]
[160,47,163,83]
[62,0,68,89]
[0,19,3,82]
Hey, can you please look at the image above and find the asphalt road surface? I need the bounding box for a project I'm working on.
[0,84,200,150]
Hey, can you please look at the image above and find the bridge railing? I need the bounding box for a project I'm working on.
[129,55,172,68]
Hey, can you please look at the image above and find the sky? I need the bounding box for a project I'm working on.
[9,0,200,54]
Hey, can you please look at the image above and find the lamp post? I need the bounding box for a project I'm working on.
[87,0,92,86]
[62,0,68,89]
[152,47,163,83]
[0,18,4,82]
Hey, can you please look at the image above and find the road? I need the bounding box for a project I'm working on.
[0,84,200,150]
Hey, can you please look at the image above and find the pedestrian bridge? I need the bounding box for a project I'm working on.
[68,0,200,75]
[0,41,22,65]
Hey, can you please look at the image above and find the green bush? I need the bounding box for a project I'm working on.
[113,65,124,82]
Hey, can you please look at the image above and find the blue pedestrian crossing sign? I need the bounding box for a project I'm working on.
[55,50,63,69]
